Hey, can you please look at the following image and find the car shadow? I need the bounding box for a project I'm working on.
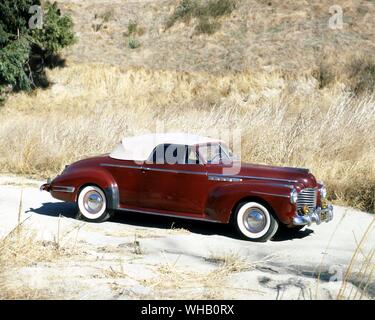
[28,202,313,242]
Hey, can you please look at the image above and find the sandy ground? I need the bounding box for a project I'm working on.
[0,175,374,300]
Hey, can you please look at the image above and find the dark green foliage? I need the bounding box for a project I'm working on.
[128,37,140,49]
[206,0,236,17]
[31,2,76,56]
[166,0,236,34]
[0,0,75,101]
[0,38,31,91]
[127,20,138,36]
[348,56,375,95]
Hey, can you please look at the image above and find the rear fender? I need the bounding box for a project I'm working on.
[51,168,119,209]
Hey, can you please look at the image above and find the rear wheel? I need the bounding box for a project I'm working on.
[234,201,278,242]
[77,185,112,222]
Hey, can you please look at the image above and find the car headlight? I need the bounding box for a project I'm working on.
[290,189,298,204]
[320,185,327,198]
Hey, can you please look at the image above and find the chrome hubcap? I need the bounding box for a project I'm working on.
[83,191,103,214]
[243,208,267,233]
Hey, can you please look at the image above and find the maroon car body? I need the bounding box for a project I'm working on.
[41,133,333,241]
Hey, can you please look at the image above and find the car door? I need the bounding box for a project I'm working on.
[138,144,208,214]
[101,159,144,208]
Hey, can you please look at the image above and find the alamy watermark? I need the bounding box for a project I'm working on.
[328,5,344,30]
[28,5,43,30]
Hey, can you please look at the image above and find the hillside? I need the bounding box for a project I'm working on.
[59,0,375,75]
[0,0,374,212]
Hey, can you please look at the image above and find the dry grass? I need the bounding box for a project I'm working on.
[1,63,374,212]
[0,192,84,299]
[337,217,375,300]
[0,224,70,299]
[56,0,375,73]
[137,252,263,299]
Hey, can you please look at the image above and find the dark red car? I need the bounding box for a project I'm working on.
[41,133,333,242]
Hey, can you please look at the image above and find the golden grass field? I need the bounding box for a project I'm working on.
[0,0,374,212]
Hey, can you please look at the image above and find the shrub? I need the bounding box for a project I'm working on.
[128,20,138,36]
[166,0,236,33]
[128,37,140,49]
[206,0,236,17]
[348,56,375,95]
[195,16,219,34]
[0,0,75,101]
[313,62,335,89]
[166,0,197,28]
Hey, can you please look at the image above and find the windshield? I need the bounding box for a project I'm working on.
[198,143,234,164]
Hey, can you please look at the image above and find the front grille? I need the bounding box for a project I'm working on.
[297,188,317,211]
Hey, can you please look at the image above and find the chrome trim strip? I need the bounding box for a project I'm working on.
[251,191,290,198]
[100,163,298,183]
[100,163,207,176]
[142,166,207,176]
[222,175,298,183]
[52,186,75,193]
[117,207,221,223]
[100,163,143,170]
[208,176,243,182]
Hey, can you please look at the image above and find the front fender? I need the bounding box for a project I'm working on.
[205,181,296,224]
[50,167,119,209]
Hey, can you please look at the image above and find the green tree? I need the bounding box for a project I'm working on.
[0,1,76,101]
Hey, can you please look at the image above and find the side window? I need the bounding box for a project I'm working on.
[150,144,188,164]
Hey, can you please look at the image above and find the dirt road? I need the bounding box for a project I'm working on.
[0,176,374,299]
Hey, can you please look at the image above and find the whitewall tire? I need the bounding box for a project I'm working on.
[234,201,278,242]
[77,185,112,222]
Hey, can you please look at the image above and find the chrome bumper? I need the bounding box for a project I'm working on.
[292,204,333,226]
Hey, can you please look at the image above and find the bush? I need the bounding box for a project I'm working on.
[195,16,219,35]
[166,0,197,28]
[166,0,236,33]
[206,0,236,17]
[127,20,138,36]
[128,37,140,49]
[348,56,375,95]
[0,1,75,101]
[313,62,335,89]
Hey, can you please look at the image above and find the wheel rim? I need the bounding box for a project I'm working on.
[243,207,267,233]
[83,190,104,214]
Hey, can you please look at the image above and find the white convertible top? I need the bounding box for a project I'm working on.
[110,133,222,161]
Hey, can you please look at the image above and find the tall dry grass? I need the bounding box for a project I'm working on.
[0,63,374,212]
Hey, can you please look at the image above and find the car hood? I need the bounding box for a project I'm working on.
[230,162,317,188]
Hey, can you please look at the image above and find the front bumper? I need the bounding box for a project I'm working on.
[292,204,333,226]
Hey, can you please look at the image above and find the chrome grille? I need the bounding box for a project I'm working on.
[297,188,317,211]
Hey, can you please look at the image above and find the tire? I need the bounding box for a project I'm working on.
[76,185,113,222]
[234,201,279,242]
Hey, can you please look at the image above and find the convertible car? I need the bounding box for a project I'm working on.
[41,133,333,241]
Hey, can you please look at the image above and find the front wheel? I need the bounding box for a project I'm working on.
[77,185,113,222]
[234,201,278,242]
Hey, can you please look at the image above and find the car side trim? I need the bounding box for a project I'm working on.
[99,163,298,183]
[251,191,290,198]
[117,207,221,223]
[100,163,207,176]
[208,176,243,182]
[52,186,75,193]
[100,163,143,170]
